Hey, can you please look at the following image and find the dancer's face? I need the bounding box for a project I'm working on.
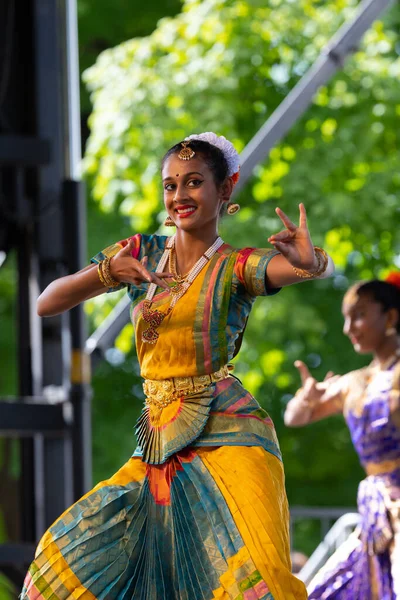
[342,290,389,354]
[162,154,230,233]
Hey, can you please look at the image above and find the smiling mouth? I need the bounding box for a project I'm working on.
[175,206,197,217]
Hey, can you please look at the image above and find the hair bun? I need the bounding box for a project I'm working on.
[385,271,400,291]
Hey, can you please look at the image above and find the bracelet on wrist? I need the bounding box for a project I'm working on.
[97,257,120,288]
[291,246,328,279]
[97,262,108,287]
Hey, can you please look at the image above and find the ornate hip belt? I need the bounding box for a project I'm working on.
[143,365,230,409]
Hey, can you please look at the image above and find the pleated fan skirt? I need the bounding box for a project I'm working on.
[21,446,307,600]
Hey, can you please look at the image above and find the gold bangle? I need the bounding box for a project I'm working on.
[292,246,329,279]
[100,260,112,286]
[313,247,329,277]
[103,257,120,288]
[99,260,113,287]
[98,258,120,288]
[97,262,108,287]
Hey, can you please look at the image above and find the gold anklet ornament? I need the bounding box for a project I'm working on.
[291,246,328,279]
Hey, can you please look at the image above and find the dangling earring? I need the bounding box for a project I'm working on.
[227,202,240,215]
[164,216,175,227]
[386,326,397,337]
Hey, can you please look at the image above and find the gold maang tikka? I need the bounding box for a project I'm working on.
[178,141,195,161]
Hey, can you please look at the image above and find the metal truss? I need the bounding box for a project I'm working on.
[235,0,394,193]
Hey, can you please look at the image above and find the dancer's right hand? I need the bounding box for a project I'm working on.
[110,239,173,290]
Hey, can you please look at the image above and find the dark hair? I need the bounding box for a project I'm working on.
[161,139,229,186]
[357,280,400,332]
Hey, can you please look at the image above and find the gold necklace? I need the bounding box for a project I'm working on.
[168,246,190,280]
[141,235,224,344]
[168,246,191,296]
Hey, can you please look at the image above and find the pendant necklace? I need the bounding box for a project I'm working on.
[141,235,224,344]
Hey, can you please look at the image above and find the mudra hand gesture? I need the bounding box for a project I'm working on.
[268,203,317,271]
[283,360,341,426]
[110,239,172,290]
[294,360,337,406]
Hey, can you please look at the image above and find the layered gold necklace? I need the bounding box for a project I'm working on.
[141,235,224,344]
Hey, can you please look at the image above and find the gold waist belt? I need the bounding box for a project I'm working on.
[365,456,400,476]
[143,365,230,409]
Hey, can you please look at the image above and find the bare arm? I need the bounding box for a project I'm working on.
[284,361,344,427]
[266,253,334,289]
[37,238,173,317]
[37,264,107,317]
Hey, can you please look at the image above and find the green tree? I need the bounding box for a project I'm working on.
[78,0,182,113]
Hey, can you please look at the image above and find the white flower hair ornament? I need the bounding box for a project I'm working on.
[183,132,240,185]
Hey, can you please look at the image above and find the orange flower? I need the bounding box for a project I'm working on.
[231,171,240,185]
[385,271,400,291]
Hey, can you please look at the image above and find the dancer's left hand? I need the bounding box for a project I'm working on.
[268,203,317,270]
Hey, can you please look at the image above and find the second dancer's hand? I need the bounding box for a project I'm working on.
[294,360,336,406]
[268,203,317,271]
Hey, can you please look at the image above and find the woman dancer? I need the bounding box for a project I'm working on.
[21,132,333,600]
[285,274,400,599]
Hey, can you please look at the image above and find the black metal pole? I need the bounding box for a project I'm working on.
[16,170,37,542]
[63,179,92,498]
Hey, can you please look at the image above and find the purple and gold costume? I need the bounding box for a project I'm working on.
[308,356,400,599]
